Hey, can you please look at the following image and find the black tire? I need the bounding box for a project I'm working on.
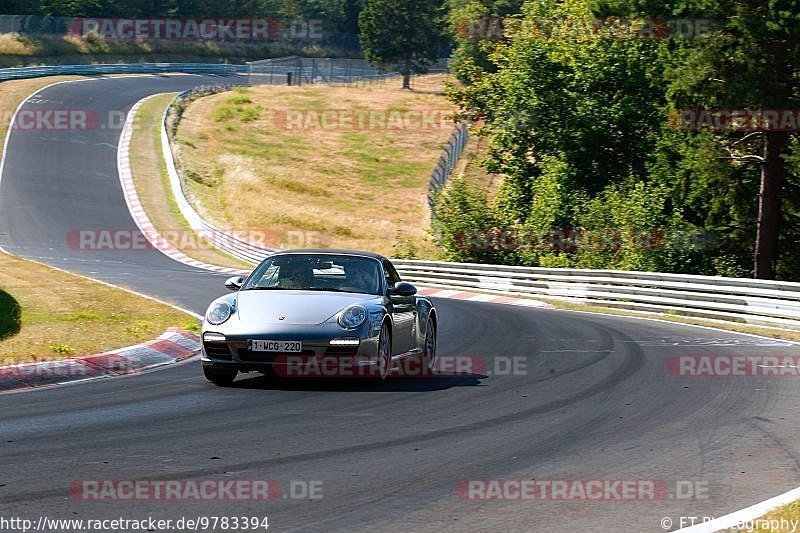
[422,318,437,373]
[204,367,237,386]
[371,322,393,383]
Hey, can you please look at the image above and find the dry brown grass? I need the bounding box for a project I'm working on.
[0,252,196,363]
[131,94,253,269]
[454,133,504,201]
[0,77,197,364]
[744,500,800,532]
[0,34,31,55]
[0,33,359,68]
[174,74,457,258]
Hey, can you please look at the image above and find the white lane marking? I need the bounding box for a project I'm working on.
[116,94,246,275]
[0,249,202,319]
[561,308,799,347]
[0,75,236,320]
[677,486,800,532]
[466,293,498,302]
[3,72,800,528]
[1,74,197,187]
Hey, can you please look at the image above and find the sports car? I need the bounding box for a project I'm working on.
[201,250,437,385]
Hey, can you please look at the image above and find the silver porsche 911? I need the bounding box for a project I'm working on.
[201,250,437,385]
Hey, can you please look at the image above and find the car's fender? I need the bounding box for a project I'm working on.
[411,296,435,350]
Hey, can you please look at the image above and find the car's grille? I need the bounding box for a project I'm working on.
[237,349,316,363]
[204,343,233,359]
[324,346,361,357]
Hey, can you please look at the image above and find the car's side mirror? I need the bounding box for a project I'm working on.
[388,281,417,297]
[224,276,245,291]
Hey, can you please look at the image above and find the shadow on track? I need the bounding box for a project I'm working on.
[229,372,489,392]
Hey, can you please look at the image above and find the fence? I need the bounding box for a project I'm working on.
[246,56,395,86]
[0,62,247,81]
[0,14,72,33]
[0,58,398,85]
[155,89,800,331]
[429,122,469,215]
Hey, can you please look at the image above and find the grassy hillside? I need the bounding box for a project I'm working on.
[173,74,458,258]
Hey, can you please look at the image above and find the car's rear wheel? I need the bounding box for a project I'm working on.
[373,322,392,382]
[423,319,437,372]
[204,367,237,386]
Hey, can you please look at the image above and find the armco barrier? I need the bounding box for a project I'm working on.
[0,63,247,81]
[161,92,278,265]
[150,73,800,332]
[392,260,800,330]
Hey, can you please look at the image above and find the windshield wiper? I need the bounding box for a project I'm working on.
[242,287,291,291]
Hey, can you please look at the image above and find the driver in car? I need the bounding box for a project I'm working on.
[278,262,313,289]
[343,264,378,294]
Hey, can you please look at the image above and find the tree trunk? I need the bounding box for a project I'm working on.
[402,56,411,89]
[753,131,788,279]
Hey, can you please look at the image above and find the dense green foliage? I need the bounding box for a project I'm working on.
[5,0,798,279]
[3,0,364,34]
[359,0,448,87]
[437,0,800,280]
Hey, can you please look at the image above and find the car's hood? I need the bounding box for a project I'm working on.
[235,291,380,325]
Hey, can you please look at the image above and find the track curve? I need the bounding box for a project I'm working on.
[2,75,800,532]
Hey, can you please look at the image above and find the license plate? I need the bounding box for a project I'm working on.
[249,340,303,353]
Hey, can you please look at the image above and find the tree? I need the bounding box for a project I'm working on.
[647,0,800,279]
[359,0,447,88]
[446,0,524,82]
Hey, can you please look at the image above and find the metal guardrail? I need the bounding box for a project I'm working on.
[0,63,248,81]
[159,117,800,330]
[150,67,800,332]
[157,59,421,265]
[392,260,800,330]
[429,122,469,216]
[160,92,278,265]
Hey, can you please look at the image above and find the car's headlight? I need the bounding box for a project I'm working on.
[338,305,367,329]
[206,301,233,325]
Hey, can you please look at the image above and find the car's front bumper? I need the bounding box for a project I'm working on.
[201,323,380,375]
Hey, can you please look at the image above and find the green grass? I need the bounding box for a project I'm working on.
[0,252,197,363]
[129,94,252,270]
[227,95,253,105]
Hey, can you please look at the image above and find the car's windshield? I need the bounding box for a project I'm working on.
[242,254,383,295]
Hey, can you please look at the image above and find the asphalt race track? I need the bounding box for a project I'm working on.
[2,75,800,532]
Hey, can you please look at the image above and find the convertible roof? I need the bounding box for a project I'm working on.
[270,249,388,261]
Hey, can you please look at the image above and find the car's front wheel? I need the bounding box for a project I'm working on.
[204,367,237,386]
[373,322,393,382]
[423,319,436,372]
